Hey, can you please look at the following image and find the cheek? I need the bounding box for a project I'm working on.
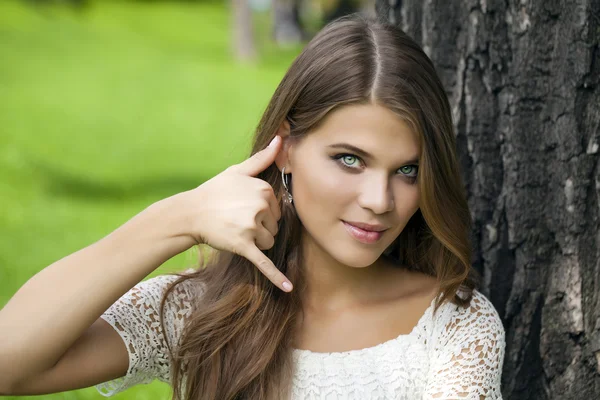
[401,187,420,211]
[292,161,354,210]
[392,184,420,222]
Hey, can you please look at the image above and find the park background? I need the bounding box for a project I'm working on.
[1,0,599,399]
[0,0,326,398]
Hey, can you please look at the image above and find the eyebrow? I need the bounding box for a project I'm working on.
[327,143,419,164]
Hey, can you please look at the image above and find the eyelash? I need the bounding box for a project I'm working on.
[332,153,419,183]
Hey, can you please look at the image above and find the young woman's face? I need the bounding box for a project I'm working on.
[286,103,421,268]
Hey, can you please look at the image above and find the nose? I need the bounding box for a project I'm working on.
[357,173,395,214]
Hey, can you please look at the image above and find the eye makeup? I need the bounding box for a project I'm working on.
[330,153,419,184]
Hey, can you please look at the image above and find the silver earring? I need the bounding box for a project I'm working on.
[281,167,293,204]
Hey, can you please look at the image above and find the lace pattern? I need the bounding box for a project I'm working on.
[423,293,505,399]
[96,274,199,396]
[95,275,505,399]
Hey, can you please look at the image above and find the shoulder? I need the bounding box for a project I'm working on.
[457,290,504,332]
[134,270,205,306]
[95,272,205,395]
[139,272,206,324]
[434,290,505,350]
[104,271,205,344]
[423,291,506,399]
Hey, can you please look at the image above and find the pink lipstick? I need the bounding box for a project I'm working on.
[342,221,387,244]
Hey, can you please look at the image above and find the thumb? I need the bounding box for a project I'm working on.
[236,136,282,176]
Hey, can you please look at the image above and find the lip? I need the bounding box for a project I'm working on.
[343,221,389,232]
[342,220,388,244]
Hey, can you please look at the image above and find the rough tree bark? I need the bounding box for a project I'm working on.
[375,0,600,399]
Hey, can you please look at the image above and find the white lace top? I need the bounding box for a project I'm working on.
[95,274,505,399]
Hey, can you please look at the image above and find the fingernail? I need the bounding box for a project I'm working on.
[268,136,280,148]
[282,281,293,292]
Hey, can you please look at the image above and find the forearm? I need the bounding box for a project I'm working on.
[0,193,195,381]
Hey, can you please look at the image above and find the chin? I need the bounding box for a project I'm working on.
[329,248,383,268]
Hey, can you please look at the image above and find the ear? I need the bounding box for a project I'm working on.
[274,119,293,172]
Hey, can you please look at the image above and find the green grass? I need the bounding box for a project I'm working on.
[0,0,302,398]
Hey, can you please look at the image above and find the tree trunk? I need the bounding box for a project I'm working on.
[376,0,600,399]
[272,0,306,47]
[323,0,360,24]
[232,0,257,62]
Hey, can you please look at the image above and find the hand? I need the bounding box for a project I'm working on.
[181,136,293,292]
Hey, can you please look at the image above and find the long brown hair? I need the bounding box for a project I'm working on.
[160,14,476,400]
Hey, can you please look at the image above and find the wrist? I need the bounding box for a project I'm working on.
[144,192,198,252]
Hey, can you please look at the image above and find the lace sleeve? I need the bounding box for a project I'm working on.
[424,291,506,399]
[95,273,197,397]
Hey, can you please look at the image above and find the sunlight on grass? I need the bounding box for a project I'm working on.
[0,0,302,398]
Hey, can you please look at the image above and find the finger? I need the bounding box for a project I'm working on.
[241,245,293,292]
[254,226,275,250]
[259,212,278,237]
[266,189,281,221]
[235,136,282,177]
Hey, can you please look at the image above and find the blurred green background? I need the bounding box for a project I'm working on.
[0,0,312,398]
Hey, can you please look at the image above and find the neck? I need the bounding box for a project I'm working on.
[299,230,389,312]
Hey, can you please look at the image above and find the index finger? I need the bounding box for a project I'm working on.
[241,245,293,292]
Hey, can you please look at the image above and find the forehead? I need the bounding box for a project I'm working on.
[305,103,420,159]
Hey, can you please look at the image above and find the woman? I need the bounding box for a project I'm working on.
[0,15,505,399]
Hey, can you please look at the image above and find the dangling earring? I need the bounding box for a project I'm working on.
[281,167,293,204]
